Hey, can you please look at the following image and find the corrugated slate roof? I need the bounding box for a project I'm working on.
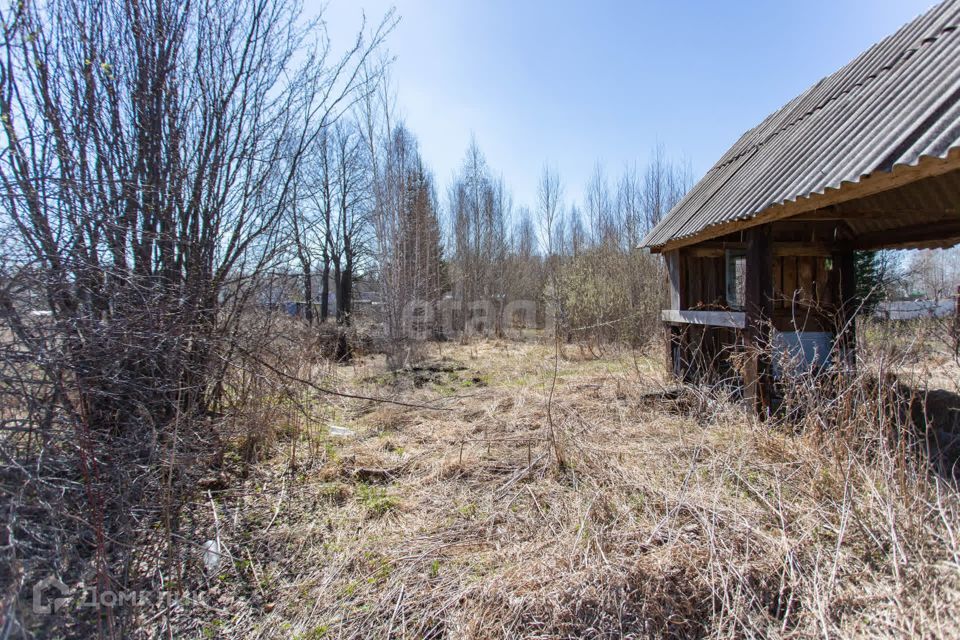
[643,0,960,249]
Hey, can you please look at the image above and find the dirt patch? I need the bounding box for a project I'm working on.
[363,359,488,392]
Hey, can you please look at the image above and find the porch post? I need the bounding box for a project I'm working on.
[664,250,686,380]
[744,225,773,415]
[833,250,857,372]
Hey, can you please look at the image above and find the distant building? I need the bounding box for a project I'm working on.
[875,299,955,321]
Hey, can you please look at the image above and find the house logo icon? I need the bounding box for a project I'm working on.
[32,576,72,614]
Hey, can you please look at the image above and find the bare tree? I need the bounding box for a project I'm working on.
[616,163,643,250]
[907,249,960,299]
[586,162,613,244]
[500,208,544,334]
[0,0,393,630]
[568,205,585,257]
[537,164,563,257]
[449,139,511,335]
[360,71,444,361]
[330,120,373,326]
[642,143,692,232]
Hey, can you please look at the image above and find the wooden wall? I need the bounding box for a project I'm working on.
[664,247,840,385]
[772,255,834,331]
[683,255,726,310]
[664,250,736,384]
[669,249,835,317]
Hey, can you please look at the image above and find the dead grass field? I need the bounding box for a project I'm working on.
[160,338,960,639]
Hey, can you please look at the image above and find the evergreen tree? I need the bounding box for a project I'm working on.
[399,158,445,304]
[854,250,891,313]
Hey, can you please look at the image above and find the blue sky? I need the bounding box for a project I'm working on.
[318,0,936,212]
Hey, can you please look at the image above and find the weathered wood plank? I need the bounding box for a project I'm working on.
[782,256,798,307]
[665,250,683,310]
[714,256,726,306]
[687,247,725,258]
[688,242,833,257]
[815,256,830,305]
[687,256,703,310]
[834,250,857,371]
[661,309,747,329]
[774,243,833,257]
[852,221,960,250]
[773,257,783,310]
[798,257,815,304]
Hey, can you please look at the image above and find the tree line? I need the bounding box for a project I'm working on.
[270,97,691,358]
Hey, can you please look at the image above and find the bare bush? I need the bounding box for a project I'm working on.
[0,0,392,635]
[558,245,666,347]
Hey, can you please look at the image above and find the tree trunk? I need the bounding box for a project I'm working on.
[303,265,314,325]
[334,259,353,361]
[320,259,330,322]
[337,261,353,326]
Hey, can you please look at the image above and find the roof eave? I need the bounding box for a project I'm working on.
[645,148,960,254]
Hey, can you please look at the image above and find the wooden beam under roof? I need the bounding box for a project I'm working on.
[851,220,960,250]
[688,242,834,258]
[790,207,953,221]
[654,149,960,253]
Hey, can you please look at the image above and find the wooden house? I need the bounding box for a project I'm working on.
[642,0,960,412]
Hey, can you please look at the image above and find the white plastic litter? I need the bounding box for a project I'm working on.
[329,425,355,437]
[201,539,221,573]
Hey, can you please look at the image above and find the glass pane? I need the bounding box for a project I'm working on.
[726,251,747,309]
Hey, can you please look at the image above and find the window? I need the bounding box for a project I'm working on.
[726,250,747,310]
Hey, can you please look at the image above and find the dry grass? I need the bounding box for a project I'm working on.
[150,338,960,639]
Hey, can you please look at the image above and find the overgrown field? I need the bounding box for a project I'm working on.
[146,337,960,639]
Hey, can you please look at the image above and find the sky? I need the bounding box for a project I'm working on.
[316,0,936,213]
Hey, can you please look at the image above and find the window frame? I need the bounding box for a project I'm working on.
[725,249,747,310]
